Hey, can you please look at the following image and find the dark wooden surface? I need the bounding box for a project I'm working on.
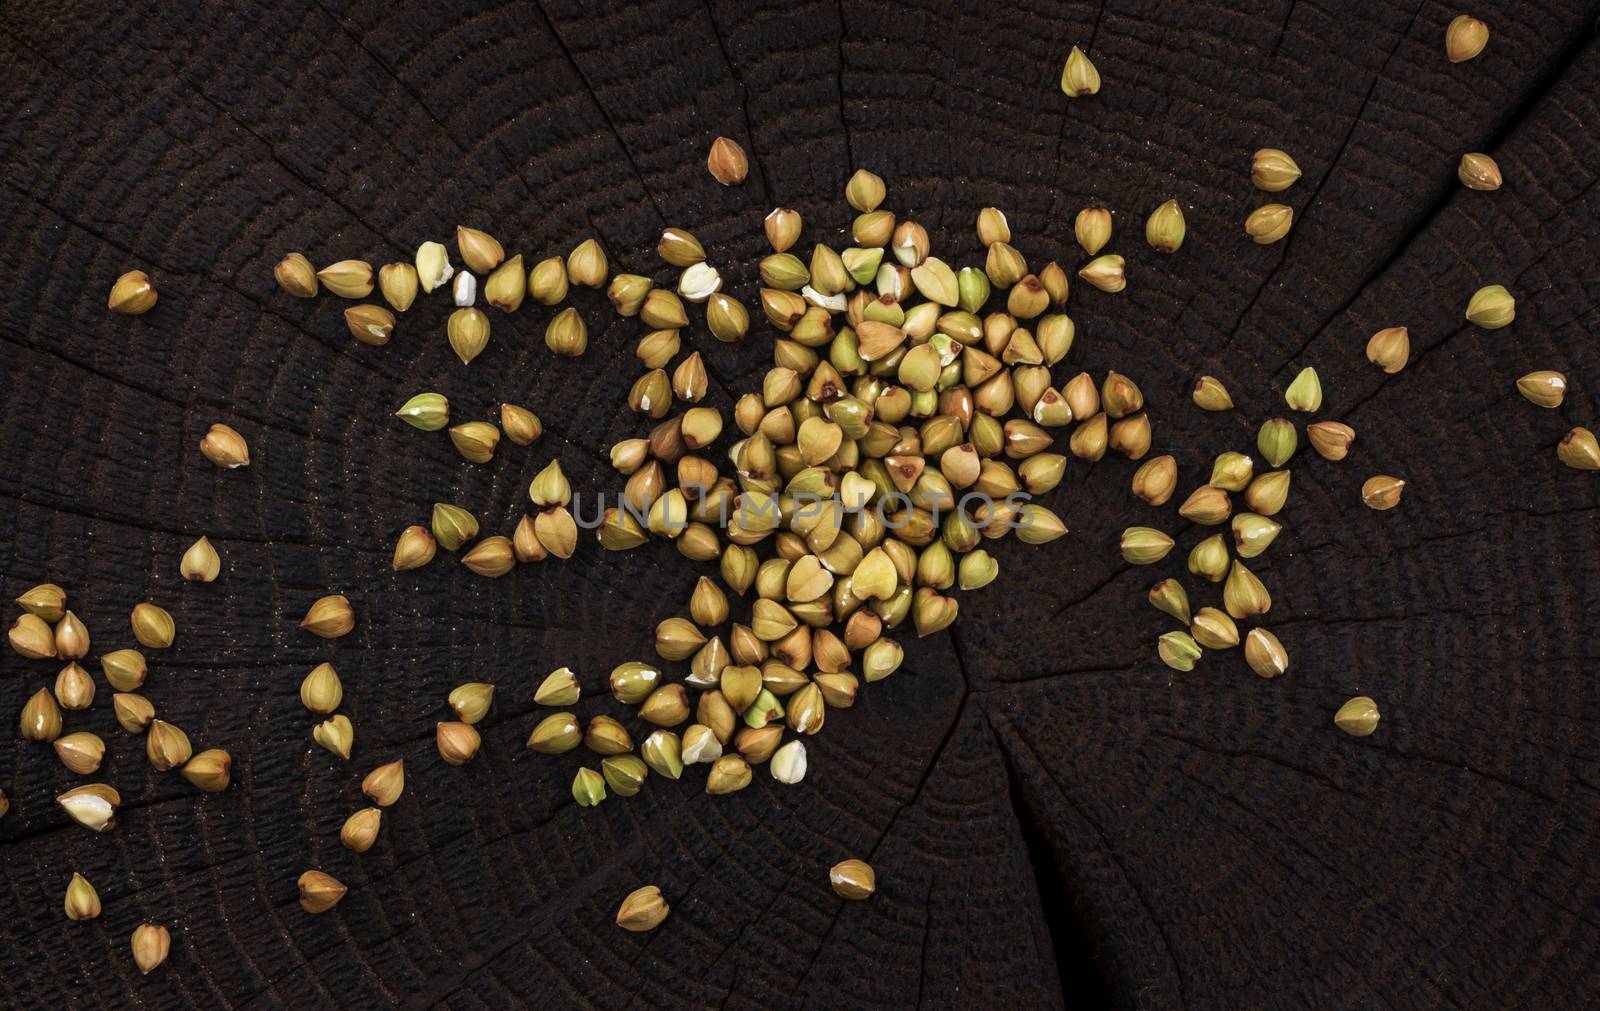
[4,1,1600,1007]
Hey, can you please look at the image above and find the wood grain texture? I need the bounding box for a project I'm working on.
[3,0,1600,1007]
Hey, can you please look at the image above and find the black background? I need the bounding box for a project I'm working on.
[4,1,1600,1007]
